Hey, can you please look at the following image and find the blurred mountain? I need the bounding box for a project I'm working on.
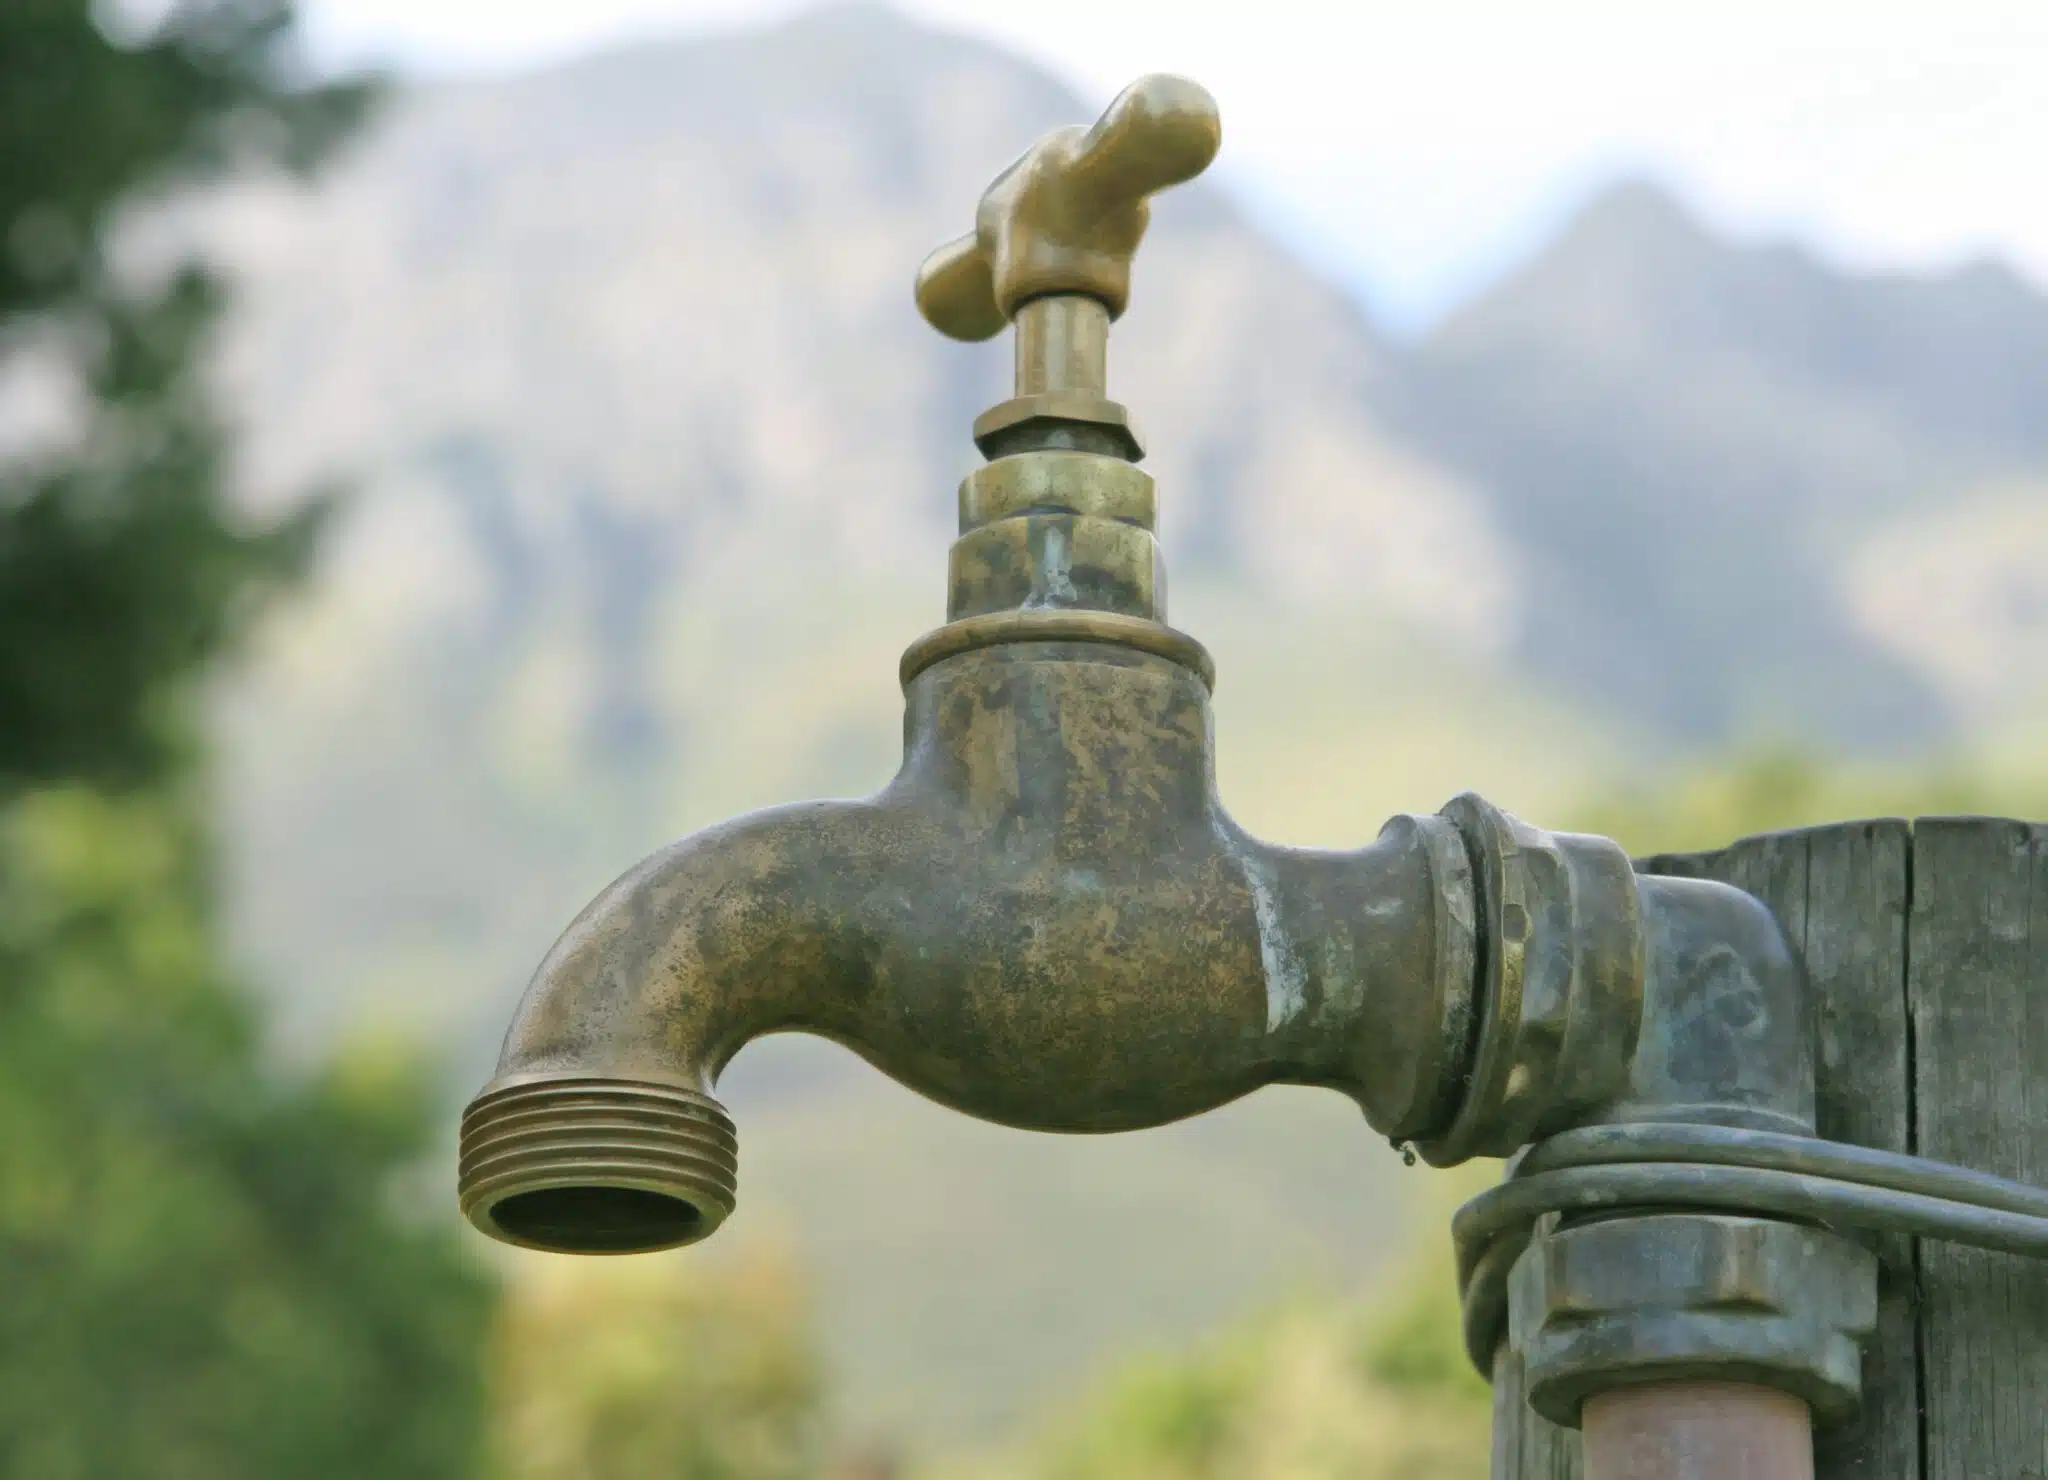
[206,1,1510,636]
[1412,179,2048,746]
[173,0,2048,1443]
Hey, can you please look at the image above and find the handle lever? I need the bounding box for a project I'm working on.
[915,74,1222,342]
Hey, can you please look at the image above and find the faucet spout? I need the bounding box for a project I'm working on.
[482,797,937,1097]
[455,796,923,1254]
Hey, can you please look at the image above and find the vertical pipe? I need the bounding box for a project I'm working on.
[1582,1383,1812,1480]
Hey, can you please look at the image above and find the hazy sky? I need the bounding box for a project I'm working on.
[298,0,2048,330]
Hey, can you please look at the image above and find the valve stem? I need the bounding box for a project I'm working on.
[1014,295,1110,399]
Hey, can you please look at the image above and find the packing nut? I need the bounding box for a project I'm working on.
[972,392,1145,461]
[948,452,1166,623]
[1508,1213,1878,1428]
[959,451,1156,531]
[946,512,1166,621]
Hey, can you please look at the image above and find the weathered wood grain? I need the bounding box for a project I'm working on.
[1910,817,2048,1480]
[1803,821,1917,1480]
[1493,1343,1581,1480]
[1646,825,1922,1480]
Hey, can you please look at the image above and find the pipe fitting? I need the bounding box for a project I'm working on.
[1602,872,1815,1135]
[1452,847,1892,1448]
[1508,1212,1877,1429]
[947,450,1165,623]
[1415,795,1645,1166]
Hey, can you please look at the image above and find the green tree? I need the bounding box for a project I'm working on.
[0,4,492,1476]
[0,0,366,788]
[1571,745,2048,858]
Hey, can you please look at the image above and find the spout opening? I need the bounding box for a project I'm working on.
[458,1075,738,1254]
[490,1185,703,1252]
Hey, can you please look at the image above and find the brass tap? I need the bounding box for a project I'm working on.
[457,77,1656,1257]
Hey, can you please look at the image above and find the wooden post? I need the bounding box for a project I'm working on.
[1909,819,2048,1480]
[1490,817,2048,1479]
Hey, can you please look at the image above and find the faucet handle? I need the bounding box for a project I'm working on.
[915,74,1222,341]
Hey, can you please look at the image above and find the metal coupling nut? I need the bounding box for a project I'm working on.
[1415,794,1645,1165]
[1508,1212,1878,1428]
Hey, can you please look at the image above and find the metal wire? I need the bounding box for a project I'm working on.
[1517,1122,2048,1220]
[1455,1122,2048,1370]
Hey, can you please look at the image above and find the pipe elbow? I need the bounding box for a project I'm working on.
[1604,871,1815,1133]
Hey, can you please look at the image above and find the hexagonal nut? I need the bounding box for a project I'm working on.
[947,514,1165,622]
[1509,1213,1877,1429]
[971,393,1145,461]
[959,452,1157,533]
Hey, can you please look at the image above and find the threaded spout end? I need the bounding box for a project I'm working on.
[458,1075,738,1254]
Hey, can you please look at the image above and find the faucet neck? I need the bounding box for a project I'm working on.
[915,288,1188,685]
[1014,294,1109,398]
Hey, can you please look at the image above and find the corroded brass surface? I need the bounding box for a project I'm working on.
[947,513,1164,621]
[1415,795,1644,1166]
[459,1075,737,1253]
[457,75,1662,1262]
[959,451,1156,531]
[898,614,1210,690]
[460,641,1482,1251]
[914,75,1221,337]
[971,387,1146,462]
[1605,874,1814,1135]
[1454,862,1835,1377]
[920,77,1216,463]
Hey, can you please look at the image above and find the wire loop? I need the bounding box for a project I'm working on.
[1456,1121,2048,1371]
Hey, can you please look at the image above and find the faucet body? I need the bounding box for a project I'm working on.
[456,79,1796,1290]
[464,608,1487,1250]
[497,640,1479,1136]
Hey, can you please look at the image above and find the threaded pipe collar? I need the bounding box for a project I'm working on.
[457,1074,737,1254]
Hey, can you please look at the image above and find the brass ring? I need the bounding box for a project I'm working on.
[458,1074,738,1254]
[899,610,1215,691]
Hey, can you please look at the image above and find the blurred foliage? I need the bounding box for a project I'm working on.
[0,0,370,792]
[949,1222,1492,1480]
[1571,745,2048,858]
[0,786,492,1477]
[488,1245,824,1480]
[0,260,327,790]
[0,3,492,1477]
[1,0,371,318]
